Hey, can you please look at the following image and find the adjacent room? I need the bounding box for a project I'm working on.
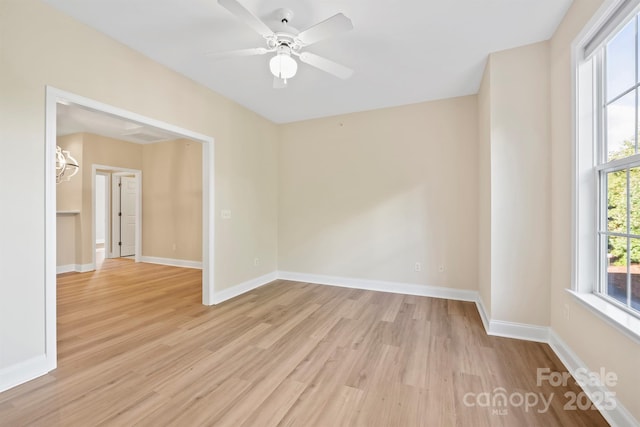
[1,0,639,426]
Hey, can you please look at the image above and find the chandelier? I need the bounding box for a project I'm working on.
[55,146,79,184]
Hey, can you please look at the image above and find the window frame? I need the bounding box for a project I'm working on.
[594,12,640,318]
[571,0,640,343]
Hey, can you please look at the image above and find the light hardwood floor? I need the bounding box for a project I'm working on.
[0,259,608,426]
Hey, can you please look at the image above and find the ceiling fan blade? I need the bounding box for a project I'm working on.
[206,47,269,60]
[273,76,287,89]
[296,13,353,46]
[299,52,354,79]
[218,0,274,38]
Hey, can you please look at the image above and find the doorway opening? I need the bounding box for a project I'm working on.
[93,167,142,269]
[45,87,216,374]
[95,173,108,263]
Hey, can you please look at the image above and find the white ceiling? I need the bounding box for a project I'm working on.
[43,0,573,124]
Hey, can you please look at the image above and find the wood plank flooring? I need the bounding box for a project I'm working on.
[0,259,608,426]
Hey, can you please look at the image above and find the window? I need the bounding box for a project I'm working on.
[597,12,640,316]
[574,0,640,337]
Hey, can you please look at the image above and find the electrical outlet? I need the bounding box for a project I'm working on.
[254,257,260,267]
[221,209,231,219]
[172,243,176,251]
[414,262,422,272]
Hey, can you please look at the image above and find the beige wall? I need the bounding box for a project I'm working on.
[477,59,492,316]
[56,134,84,268]
[477,19,639,419]
[0,0,278,370]
[485,42,551,326]
[142,139,202,261]
[279,96,479,289]
[56,215,77,267]
[56,135,204,266]
[549,0,640,420]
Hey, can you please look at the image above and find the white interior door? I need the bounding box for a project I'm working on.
[120,176,137,257]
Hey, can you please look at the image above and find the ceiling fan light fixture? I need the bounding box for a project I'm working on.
[269,48,297,80]
[215,0,354,85]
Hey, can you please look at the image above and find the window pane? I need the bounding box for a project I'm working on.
[633,282,640,311]
[631,238,640,310]
[607,235,628,305]
[607,18,636,101]
[607,90,636,161]
[607,170,627,233]
[631,167,640,235]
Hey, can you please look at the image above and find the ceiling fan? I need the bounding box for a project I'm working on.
[211,0,354,88]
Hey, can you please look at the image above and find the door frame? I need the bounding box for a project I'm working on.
[94,170,112,259]
[92,166,142,263]
[45,86,216,374]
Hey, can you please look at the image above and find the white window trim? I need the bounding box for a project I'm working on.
[572,0,640,342]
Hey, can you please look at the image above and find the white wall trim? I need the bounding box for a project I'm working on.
[44,87,58,384]
[139,256,202,270]
[57,258,205,273]
[0,355,50,394]
[475,295,491,332]
[76,263,95,273]
[486,319,549,343]
[473,295,550,342]
[56,265,75,274]
[279,272,548,343]
[277,271,479,302]
[549,330,639,427]
[212,271,278,305]
[56,263,95,274]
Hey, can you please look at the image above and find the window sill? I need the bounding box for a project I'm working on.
[567,289,640,344]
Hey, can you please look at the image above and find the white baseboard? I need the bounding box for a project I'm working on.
[56,264,75,274]
[76,263,94,273]
[0,355,50,394]
[278,272,546,342]
[139,256,202,269]
[549,330,639,427]
[277,271,479,302]
[474,296,549,343]
[475,296,491,332]
[212,271,278,305]
[56,263,94,274]
[487,319,549,343]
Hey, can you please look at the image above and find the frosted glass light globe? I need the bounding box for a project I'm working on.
[269,53,297,79]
